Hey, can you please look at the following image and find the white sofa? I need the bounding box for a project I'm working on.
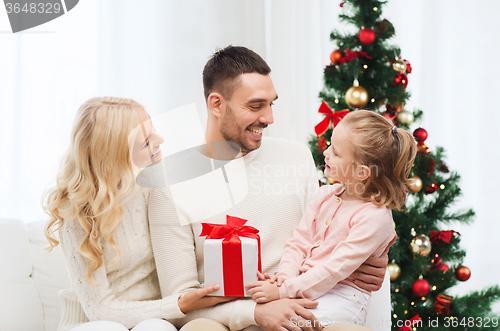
[0,219,392,331]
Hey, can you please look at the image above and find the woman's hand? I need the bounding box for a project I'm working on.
[177,285,235,314]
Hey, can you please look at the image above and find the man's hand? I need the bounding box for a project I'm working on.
[245,280,280,303]
[351,234,397,292]
[254,298,322,331]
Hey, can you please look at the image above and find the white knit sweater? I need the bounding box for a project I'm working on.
[148,137,319,330]
[57,187,186,331]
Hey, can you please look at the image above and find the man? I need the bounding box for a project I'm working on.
[148,46,390,331]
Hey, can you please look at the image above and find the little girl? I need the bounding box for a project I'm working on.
[246,110,416,328]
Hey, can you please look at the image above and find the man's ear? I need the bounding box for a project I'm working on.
[356,165,371,181]
[207,92,224,119]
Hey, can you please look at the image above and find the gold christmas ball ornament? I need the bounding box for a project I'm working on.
[345,80,369,109]
[408,175,423,193]
[392,59,407,73]
[388,262,401,281]
[410,234,432,257]
[397,110,414,125]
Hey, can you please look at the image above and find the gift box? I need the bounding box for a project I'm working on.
[200,215,262,297]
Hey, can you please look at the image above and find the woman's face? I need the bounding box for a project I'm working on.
[131,108,164,168]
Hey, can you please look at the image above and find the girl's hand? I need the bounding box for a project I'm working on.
[178,285,235,314]
[245,280,280,303]
[257,271,271,281]
[269,275,286,286]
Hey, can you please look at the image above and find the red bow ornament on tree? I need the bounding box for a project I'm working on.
[430,230,461,245]
[339,49,373,65]
[314,101,350,136]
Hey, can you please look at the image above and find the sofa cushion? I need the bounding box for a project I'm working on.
[0,219,44,331]
[28,221,71,331]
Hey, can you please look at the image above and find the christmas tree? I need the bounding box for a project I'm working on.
[308,1,500,330]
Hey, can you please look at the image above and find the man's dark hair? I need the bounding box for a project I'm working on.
[202,45,271,101]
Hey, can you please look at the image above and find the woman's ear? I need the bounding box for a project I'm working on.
[207,92,223,119]
[356,165,371,181]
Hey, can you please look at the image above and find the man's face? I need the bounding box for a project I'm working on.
[219,73,277,155]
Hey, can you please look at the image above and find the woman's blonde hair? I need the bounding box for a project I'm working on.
[43,96,144,285]
[342,110,417,210]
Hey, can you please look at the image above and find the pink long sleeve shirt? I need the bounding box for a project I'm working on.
[276,183,397,300]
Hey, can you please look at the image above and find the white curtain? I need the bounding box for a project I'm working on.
[1,0,498,312]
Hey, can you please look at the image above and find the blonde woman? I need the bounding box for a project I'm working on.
[44,97,230,331]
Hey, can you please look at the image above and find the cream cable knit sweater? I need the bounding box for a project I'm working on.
[148,137,319,330]
[57,187,186,331]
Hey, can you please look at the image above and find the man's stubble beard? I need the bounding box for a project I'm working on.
[220,104,260,155]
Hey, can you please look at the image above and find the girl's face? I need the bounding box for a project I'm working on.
[323,121,357,184]
[131,109,164,168]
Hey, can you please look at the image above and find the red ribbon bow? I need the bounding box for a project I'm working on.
[339,49,373,65]
[200,216,262,296]
[430,230,460,245]
[314,101,350,136]
[398,315,421,331]
[318,137,327,151]
[434,293,453,315]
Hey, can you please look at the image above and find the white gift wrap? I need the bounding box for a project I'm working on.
[203,237,259,297]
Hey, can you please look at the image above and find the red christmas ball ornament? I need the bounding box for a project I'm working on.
[393,73,408,88]
[432,261,450,273]
[339,2,344,7]
[413,128,428,143]
[404,59,412,74]
[412,278,430,297]
[455,265,471,281]
[330,49,345,65]
[425,180,438,194]
[359,28,376,45]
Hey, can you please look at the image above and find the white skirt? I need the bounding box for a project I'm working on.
[307,284,370,327]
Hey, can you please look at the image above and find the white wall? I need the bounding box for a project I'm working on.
[1,0,498,312]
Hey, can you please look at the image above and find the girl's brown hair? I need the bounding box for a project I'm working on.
[342,110,417,210]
